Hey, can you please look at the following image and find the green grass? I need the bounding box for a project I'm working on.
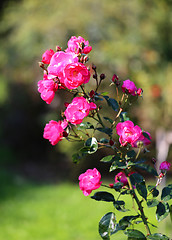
[0,176,171,240]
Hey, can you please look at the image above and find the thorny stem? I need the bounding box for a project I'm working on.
[112,107,123,125]
[112,94,126,126]
[80,85,89,98]
[135,147,141,160]
[126,173,151,236]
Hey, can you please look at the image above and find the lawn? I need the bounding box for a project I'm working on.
[0,173,171,240]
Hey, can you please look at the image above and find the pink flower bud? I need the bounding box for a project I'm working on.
[159,172,165,178]
[56,46,62,51]
[112,74,119,82]
[89,102,97,111]
[64,102,70,108]
[137,88,143,96]
[109,140,114,146]
[89,90,95,98]
[42,49,54,64]
[159,161,171,171]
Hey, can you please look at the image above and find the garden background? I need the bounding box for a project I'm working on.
[0,0,172,239]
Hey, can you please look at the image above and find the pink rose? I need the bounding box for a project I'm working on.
[66,36,92,54]
[89,102,97,111]
[37,74,58,104]
[159,161,171,171]
[79,168,102,196]
[116,120,142,147]
[114,171,135,188]
[63,62,90,89]
[42,49,54,64]
[121,79,137,96]
[64,97,91,125]
[47,51,78,81]
[133,131,152,148]
[43,120,68,145]
[137,88,143,96]
[115,172,128,186]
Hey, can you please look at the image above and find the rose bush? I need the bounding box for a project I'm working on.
[37,36,171,240]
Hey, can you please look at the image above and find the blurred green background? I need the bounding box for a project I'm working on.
[0,0,172,239]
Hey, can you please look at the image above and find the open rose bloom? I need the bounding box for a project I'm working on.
[64,97,96,125]
[63,62,90,89]
[66,36,92,54]
[116,120,151,147]
[79,168,102,196]
[43,120,68,145]
[37,73,58,104]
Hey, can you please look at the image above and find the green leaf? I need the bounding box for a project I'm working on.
[99,138,109,144]
[125,150,136,160]
[101,91,109,96]
[156,202,170,221]
[77,122,94,130]
[120,112,130,122]
[148,185,159,197]
[110,160,127,172]
[161,186,172,201]
[107,98,119,111]
[99,212,116,240]
[135,164,158,176]
[136,182,147,200]
[169,205,172,222]
[118,215,140,231]
[103,96,119,111]
[142,132,151,141]
[103,116,113,124]
[113,200,129,212]
[112,182,124,191]
[124,229,146,239]
[96,127,113,135]
[100,155,115,163]
[148,222,157,228]
[130,173,144,185]
[147,233,169,240]
[147,199,159,208]
[84,137,98,154]
[91,191,115,202]
[72,152,86,163]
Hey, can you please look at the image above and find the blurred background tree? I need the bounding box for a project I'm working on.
[0,0,172,182]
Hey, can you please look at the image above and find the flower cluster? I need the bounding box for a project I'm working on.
[38,36,92,104]
[121,79,143,96]
[37,36,171,240]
